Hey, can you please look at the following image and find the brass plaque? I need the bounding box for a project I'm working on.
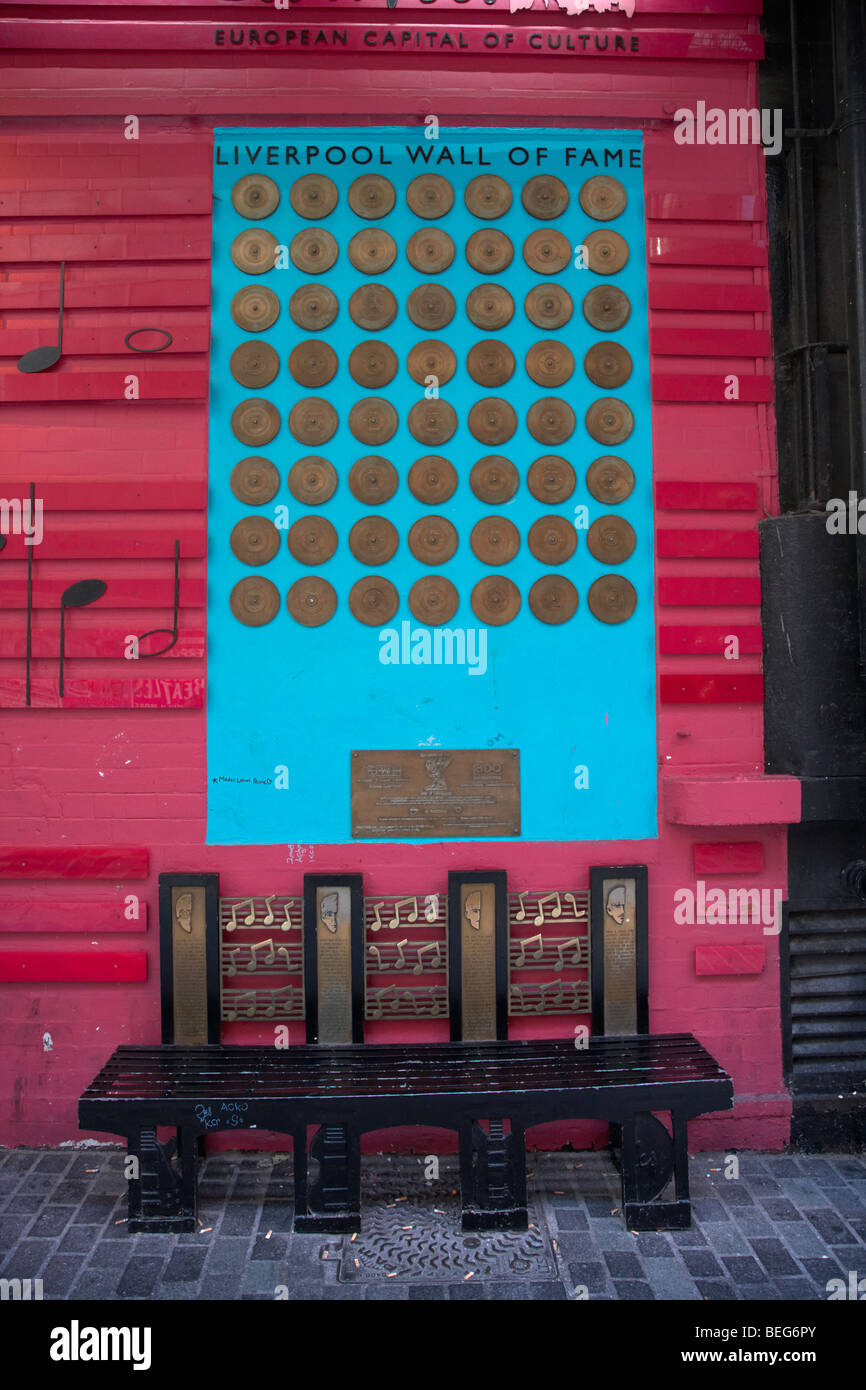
[351,750,520,839]
[601,876,637,1034]
[171,886,209,1044]
[315,885,353,1044]
[460,881,497,1040]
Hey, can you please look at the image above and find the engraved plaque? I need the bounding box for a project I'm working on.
[459,881,498,1040]
[315,885,353,1044]
[351,750,520,839]
[590,865,648,1036]
[159,872,221,1044]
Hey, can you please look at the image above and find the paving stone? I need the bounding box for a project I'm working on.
[748,1238,802,1276]
[25,1205,77,1238]
[832,1158,866,1180]
[681,1248,725,1278]
[0,1215,30,1244]
[612,1280,655,1299]
[0,1239,54,1277]
[251,1234,289,1261]
[71,1269,122,1300]
[58,1225,102,1254]
[804,1208,856,1245]
[694,1279,738,1300]
[116,1257,165,1297]
[773,1221,835,1258]
[551,1232,600,1260]
[530,1281,567,1299]
[75,1196,121,1225]
[566,1260,609,1295]
[670,1225,708,1247]
[550,1206,589,1231]
[799,1255,846,1282]
[257,1202,295,1233]
[446,1281,486,1299]
[163,1248,208,1282]
[88,1241,135,1270]
[721,1254,765,1284]
[771,1276,824,1300]
[692,1199,730,1223]
[603,1250,643,1278]
[219,1202,261,1236]
[640,1257,701,1300]
[204,1237,252,1271]
[42,1254,86,1296]
[758,1197,802,1221]
[35,1154,73,1173]
[633,1233,674,1258]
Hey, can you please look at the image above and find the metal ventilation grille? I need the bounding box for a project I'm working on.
[788,910,866,1091]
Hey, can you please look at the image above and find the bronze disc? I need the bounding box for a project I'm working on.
[409,575,459,625]
[287,515,338,566]
[348,456,398,505]
[290,228,338,275]
[583,285,631,332]
[231,397,280,447]
[579,174,627,222]
[584,341,633,389]
[523,229,571,274]
[289,339,338,388]
[529,575,579,625]
[349,283,397,331]
[527,397,576,446]
[348,340,398,389]
[230,340,280,389]
[587,574,637,624]
[230,285,280,333]
[230,456,280,507]
[408,515,458,565]
[525,284,574,330]
[587,515,636,565]
[525,340,575,388]
[288,397,338,447]
[583,229,629,275]
[408,399,457,446]
[465,229,514,275]
[286,576,337,627]
[467,340,515,388]
[471,575,521,626]
[348,227,397,274]
[287,456,337,506]
[232,173,280,221]
[466,284,514,331]
[406,174,454,220]
[349,515,399,566]
[470,456,519,505]
[231,228,278,275]
[464,174,513,220]
[406,228,455,275]
[468,397,518,446]
[527,455,576,505]
[527,514,577,565]
[349,576,399,626]
[289,284,339,332]
[349,396,398,446]
[230,515,280,566]
[407,340,457,386]
[230,576,280,627]
[408,455,458,505]
[407,283,456,331]
[348,174,396,220]
[521,174,569,220]
[289,173,338,220]
[586,455,635,505]
[585,396,634,446]
[471,516,520,566]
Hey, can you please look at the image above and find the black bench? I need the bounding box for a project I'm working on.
[79,1032,733,1234]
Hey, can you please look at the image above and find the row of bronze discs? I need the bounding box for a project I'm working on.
[231,572,636,628]
[231,172,627,224]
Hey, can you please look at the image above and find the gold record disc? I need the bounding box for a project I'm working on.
[471,516,520,566]
[529,575,579,624]
[290,228,339,275]
[289,173,338,220]
[464,174,513,220]
[289,284,339,332]
[470,456,519,505]
[582,285,631,332]
[349,575,399,626]
[348,174,396,220]
[583,229,630,275]
[525,340,575,388]
[287,456,337,506]
[524,284,573,330]
[230,340,280,389]
[230,515,280,566]
[527,455,576,505]
[230,456,280,506]
[230,285,280,333]
[587,574,637,624]
[406,228,455,275]
[407,283,456,331]
[349,283,398,331]
[465,229,514,275]
[348,340,398,389]
[289,339,338,388]
[587,515,636,565]
[408,455,458,505]
[349,515,399,565]
[349,396,398,446]
[527,514,577,565]
[407,340,457,386]
[406,174,454,220]
[230,576,280,627]
[586,455,635,505]
[231,228,278,275]
[287,515,338,566]
[408,515,458,565]
[466,284,514,331]
[579,175,627,222]
[467,340,516,388]
[585,396,634,446]
[584,341,633,389]
[468,397,518,446]
[231,397,280,447]
[409,575,459,625]
[408,399,457,446]
[521,174,569,220]
[286,576,337,627]
[231,173,280,221]
[523,229,571,274]
[348,227,398,274]
[288,397,338,447]
[471,575,521,626]
[348,456,398,505]
[527,397,576,446]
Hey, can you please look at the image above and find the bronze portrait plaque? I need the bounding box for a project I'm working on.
[315,884,354,1044]
[351,750,520,839]
[171,885,209,1044]
[601,875,637,1034]
[459,881,498,1041]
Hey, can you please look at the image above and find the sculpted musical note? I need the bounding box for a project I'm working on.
[226,990,257,1019]
[515,892,528,922]
[534,891,562,926]
[276,944,292,972]
[394,938,408,971]
[554,937,583,971]
[134,540,179,658]
[509,983,524,1013]
[413,941,443,975]
[371,902,386,933]
[227,898,255,932]
[263,991,277,1019]
[18,262,65,373]
[59,579,107,697]
[281,902,294,932]
[423,894,439,923]
[390,897,419,928]
[371,984,397,1018]
[514,933,543,968]
[564,892,583,919]
[247,938,275,971]
[536,979,563,1012]
[224,946,240,978]
[262,895,276,927]
[367,944,383,972]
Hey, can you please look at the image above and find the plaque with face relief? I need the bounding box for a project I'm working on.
[303,873,364,1044]
[589,864,648,1035]
[448,870,508,1041]
[158,873,221,1044]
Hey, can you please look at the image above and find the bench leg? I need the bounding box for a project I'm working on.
[127,1126,197,1234]
[460,1119,528,1232]
[620,1110,690,1231]
[294,1124,361,1234]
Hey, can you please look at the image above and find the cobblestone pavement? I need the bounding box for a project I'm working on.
[1,1147,865,1301]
